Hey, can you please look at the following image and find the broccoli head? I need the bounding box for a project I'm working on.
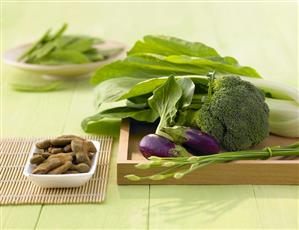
[194,76,269,151]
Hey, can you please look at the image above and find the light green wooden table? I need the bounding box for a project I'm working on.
[1,2,298,229]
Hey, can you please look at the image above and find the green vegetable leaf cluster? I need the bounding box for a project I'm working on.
[82,35,299,138]
[91,35,261,84]
[19,23,122,65]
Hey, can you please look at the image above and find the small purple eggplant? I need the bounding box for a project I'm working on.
[162,126,220,155]
[139,134,189,159]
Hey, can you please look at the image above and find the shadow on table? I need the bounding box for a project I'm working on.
[143,184,297,223]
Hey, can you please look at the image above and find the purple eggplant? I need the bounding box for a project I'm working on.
[162,126,220,155]
[139,134,189,159]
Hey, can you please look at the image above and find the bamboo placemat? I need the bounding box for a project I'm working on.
[0,136,113,205]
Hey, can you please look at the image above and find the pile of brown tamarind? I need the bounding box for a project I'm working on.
[30,135,97,174]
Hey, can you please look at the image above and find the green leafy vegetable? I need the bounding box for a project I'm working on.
[83,35,299,138]
[176,78,195,109]
[94,77,145,107]
[19,24,122,65]
[128,35,221,57]
[90,55,207,85]
[266,98,299,137]
[163,54,261,78]
[10,81,62,92]
[148,76,182,134]
[91,35,261,84]
[35,50,90,65]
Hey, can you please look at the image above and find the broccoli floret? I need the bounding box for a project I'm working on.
[194,76,269,151]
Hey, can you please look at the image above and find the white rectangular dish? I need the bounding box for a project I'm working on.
[23,140,100,188]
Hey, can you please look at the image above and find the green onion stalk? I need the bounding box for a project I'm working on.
[125,141,299,181]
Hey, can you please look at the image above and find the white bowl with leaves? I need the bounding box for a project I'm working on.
[3,24,126,79]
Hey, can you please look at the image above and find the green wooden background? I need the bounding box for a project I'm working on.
[1,2,298,229]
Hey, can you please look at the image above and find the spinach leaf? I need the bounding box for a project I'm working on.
[118,77,168,101]
[36,50,90,65]
[90,54,209,84]
[94,77,145,107]
[21,24,68,63]
[164,55,261,78]
[98,100,148,113]
[176,78,195,108]
[148,76,182,133]
[64,38,93,52]
[18,24,115,66]
[81,108,158,133]
[18,29,52,61]
[128,35,220,57]
[90,35,261,85]
[10,81,62,92]
[84,50,105,62]
[118,76,207,101]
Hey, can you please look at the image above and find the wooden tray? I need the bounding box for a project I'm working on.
[117,119,299,185]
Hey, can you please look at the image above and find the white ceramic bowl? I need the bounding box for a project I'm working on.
[23,140,100,188]
[3,40,126,79]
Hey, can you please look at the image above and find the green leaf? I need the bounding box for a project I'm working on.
[18,28,52,61]
[36,50,90,65]
[128,35,220,57]
[164,55,261,78]
[148,76,182,132]
[81,108,158,134]
[22,24,68,63]
[19,24,106,65]
[94,77,145,107]
[90,54,209,84]
[118,76,207,101]
[81,117,121,136]
[50,23,68,40]
[64,37,93,52]
[98,100,148,113]
[26,41,58,62]
[84,49,105,62]
[118,77,168,101]
[10,81,62,92]
[176,78,195,108]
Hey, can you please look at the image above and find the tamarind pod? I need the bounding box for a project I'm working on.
[87,152,95,159]
[70,163,90,173]
[64,170,79,174]
[50,135,85,147]
[30,154,45,165]
[41,152,51,159]
[48,161,72,174]
[63,144,72,152]
[34,148,44,154]
[76,152,91,166]
[50,138,72,146]
[32,158,63,174]
[71,139,91,166]
[36,140,51,149]
[48,153,73,163]
[71,139,84,152]
[50,148,63,154]
[58,135,84,141]
[87,141,97,153]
